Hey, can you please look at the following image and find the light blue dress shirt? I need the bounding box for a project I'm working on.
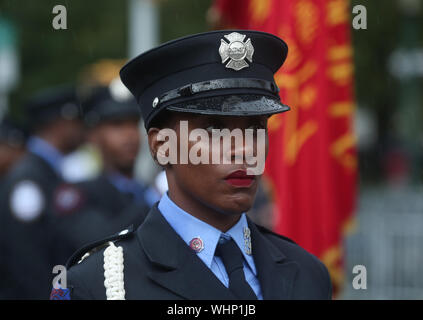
[27,136,64,176]
[158,192,263,299]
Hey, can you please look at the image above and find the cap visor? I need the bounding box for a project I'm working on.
[166,94,290,116]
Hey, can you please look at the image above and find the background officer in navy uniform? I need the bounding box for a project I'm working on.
[0,113,28,184]
[75,82,158,215]
[52,81,159,252]
[53,30,332,300]
[0,113,28,299]
[0,85,84,299]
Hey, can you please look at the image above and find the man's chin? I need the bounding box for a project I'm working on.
[115,163,135,176]
[216,201,254,216]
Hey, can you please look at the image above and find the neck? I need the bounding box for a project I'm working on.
[104,162,134,179]
[167,187,241,233]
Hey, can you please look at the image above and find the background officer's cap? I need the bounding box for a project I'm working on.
[120,30,290,130]
[81,79,140,127]
[25,85,81,129]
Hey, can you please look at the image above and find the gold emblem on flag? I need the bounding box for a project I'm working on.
[219,32,254,71]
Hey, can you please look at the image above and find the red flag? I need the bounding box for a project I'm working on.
[211,0,357,294]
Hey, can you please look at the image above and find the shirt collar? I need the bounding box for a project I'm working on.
[107,171,161,206]
[107,171,140,193]
[27,136,64,175]
[157,192,257,275]
[224,213,257,275]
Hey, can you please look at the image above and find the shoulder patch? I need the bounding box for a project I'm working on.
[66,225,135,269]
[255,224,297,245]
[10,180,45,222]
[50,287,71,300]
[53,184,84,215]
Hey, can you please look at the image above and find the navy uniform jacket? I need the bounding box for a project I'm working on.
[51,174,152,255]
[62,205,332,300]
[0,152,65,299]
[75,174,152,226]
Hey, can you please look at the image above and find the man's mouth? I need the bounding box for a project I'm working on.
[224,169,256,188]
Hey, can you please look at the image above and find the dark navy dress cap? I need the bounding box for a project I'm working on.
[120,30,290,129]
[81,82,140,127]
[25,85,82,127]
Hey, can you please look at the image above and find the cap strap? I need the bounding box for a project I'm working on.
[155,78,280,108]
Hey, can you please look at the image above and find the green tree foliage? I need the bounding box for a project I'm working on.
[0,0,127,114]
[159,0,212,42]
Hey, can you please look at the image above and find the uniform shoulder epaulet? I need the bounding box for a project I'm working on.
[65,225,135,269]
[255,224,297,245]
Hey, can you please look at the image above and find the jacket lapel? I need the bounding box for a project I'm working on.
[248,219,299,300]
[98,174,129,212]
[29,152,61,183]
[137,205,236,300]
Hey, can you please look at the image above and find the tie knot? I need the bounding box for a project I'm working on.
[215,238,244,275]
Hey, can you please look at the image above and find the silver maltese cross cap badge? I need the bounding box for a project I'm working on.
[219,32,254,71]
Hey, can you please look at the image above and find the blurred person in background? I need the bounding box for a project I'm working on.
[76,81,159,214]
[0,114,27,184]
[60,60,131,183]
[0,85,84,299]
[50,81,159,256]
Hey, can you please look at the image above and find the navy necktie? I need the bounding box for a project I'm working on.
[215,238,258,300]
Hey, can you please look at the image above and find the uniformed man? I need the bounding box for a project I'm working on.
[77,81,158,211]
[0,85,84,299]
[0,114,27,183]
[51,81,159,251]
[52,30,332,300]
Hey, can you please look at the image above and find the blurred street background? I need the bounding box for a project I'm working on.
[0,0,422,299]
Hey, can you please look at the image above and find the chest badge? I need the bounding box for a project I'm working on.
[219,32,254,71]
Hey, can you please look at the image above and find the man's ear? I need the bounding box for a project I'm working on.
[148,127,160,161]
[148,127,170,167]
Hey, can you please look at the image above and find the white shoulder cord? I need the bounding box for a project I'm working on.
[78,252,90,264]
[103,241,125,300]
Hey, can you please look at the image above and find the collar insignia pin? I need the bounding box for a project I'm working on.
[243,227,252,255]
[189,237,204,253]
[219,32,254,71]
